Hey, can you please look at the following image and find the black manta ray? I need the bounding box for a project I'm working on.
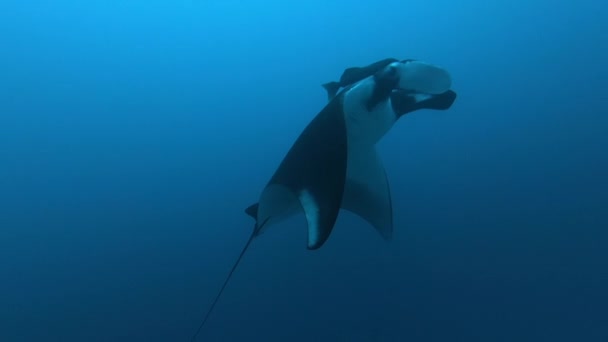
[191,57,457,341]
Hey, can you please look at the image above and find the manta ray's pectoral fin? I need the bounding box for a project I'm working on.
[342,145,393,240]
[252,98,348,250]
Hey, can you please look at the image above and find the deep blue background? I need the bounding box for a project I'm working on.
[1,0,607,341]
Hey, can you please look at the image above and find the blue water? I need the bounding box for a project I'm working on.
[1,1,607,341]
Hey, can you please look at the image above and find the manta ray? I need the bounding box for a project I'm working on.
[191,57,457,341]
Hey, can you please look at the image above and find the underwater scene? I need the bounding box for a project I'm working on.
[1,0,607,341]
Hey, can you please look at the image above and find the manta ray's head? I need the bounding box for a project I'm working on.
[342,58,457,145]
[379,59,457,117]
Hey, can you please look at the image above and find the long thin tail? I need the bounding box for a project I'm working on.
[190,229,257,341]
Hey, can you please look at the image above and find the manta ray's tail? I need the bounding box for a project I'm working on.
[191,219,268,341]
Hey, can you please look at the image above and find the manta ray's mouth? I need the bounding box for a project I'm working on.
[393,88,433,99]
[390,88,457,115]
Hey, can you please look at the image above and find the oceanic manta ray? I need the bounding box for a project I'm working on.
[191,57,457,341]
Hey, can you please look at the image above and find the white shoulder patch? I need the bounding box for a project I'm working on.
[298,189,321,248]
